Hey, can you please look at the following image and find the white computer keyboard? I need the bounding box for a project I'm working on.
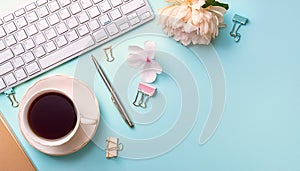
[0,0,154,93]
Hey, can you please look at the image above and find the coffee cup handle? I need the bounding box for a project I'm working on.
[80,115,97,125]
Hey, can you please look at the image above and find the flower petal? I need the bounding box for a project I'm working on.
[128,45,144,54]
[144,41,156,59]
[141,69,158,83]
[141,61,163,83]
[126,54,145,68]
[144,60,163,74]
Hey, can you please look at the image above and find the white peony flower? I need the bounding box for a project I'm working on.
[159,0,227,46]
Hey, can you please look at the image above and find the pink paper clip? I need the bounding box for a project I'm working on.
[133,82,157,108]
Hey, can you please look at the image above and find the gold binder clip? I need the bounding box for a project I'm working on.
[106,137,123,158]
[4,88,19,108]
[103,46,115,62]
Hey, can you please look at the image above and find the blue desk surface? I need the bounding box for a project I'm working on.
[1,0,300,170]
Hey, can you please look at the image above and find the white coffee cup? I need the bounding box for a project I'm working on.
[19,88,97,147]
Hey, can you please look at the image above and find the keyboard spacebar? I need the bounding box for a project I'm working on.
[39,36,95,69]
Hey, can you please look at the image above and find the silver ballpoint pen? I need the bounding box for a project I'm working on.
[92,56,134,128]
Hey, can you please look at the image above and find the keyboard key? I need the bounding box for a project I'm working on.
[48,1,60,12]
[26,24,38,36]
[12,57,24,68]
[15,8,26,17]
[56,23,68,34]
[4,73,17,86]
[110,0,122,7]
[39,36,95,69]
[58,0,71,7]
[56,35,68,47]
[67,17,79,29]
[15,17,28,28]
[26,3,37,11]
[0,40,6,51]
[0,78,6,90]
[92,0,102,4]
[77,12,90,23]
[48,14,60,26]
[58,8,71,20]
[16,30,28,41]
[99,14,110,25]
[34,33,46,45]
[121,0,145,15]
[23,39,35,50]
[99,0,111,13]
[119,22,129,31]
[27,12,39,23]
[15,68,27,81]
[70,3,82,15]
[127,12,137,20]
[0,62,14,76]
[4,14,14,22]
[44,28,57,39]
[110,9,122,20]
[88,20,100,31]
[106,23,119,36]
[88,7,101,18]
[129,17,140,26]
[44,41,57,53]
[92,29,108,42]
[0,49,14,64]
[12,44,25,55]
[26,62,40,75]
[4,35,17,47]
[66,30,79,42]
[77,25,89,36]
[23,52,35,63]
[37,6,50,18]
[37,0,48,6]
[80,0,93,9]
[37,19,49,31]
[35,46,46,58]
[0,27,6,38]
[140,11,151,20]
[4,22,17,34]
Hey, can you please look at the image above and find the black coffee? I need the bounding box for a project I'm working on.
[28,92,77,140]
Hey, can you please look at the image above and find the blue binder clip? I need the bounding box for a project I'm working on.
[230,14,248,42]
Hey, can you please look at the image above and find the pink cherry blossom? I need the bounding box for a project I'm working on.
[126,41,162,83]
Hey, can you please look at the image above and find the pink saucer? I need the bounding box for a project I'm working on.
[18,75,100,156]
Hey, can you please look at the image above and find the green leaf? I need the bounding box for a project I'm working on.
[202,0,229,10]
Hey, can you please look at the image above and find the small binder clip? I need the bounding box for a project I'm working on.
[103,46,115,62]
[106,137,123,158]
[4,88,19,108]
[133,82,157,109]
[230,14,248,42]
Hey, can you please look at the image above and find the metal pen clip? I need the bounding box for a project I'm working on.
[4,88,19,108]
[230,14,248,42]
[103,46,115,62]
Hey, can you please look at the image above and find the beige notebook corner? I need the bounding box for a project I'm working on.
[0,112,36,171]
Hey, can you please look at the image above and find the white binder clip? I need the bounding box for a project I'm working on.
[133,82,157,109]
[230,14,248,42]
[106,137,123,159]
